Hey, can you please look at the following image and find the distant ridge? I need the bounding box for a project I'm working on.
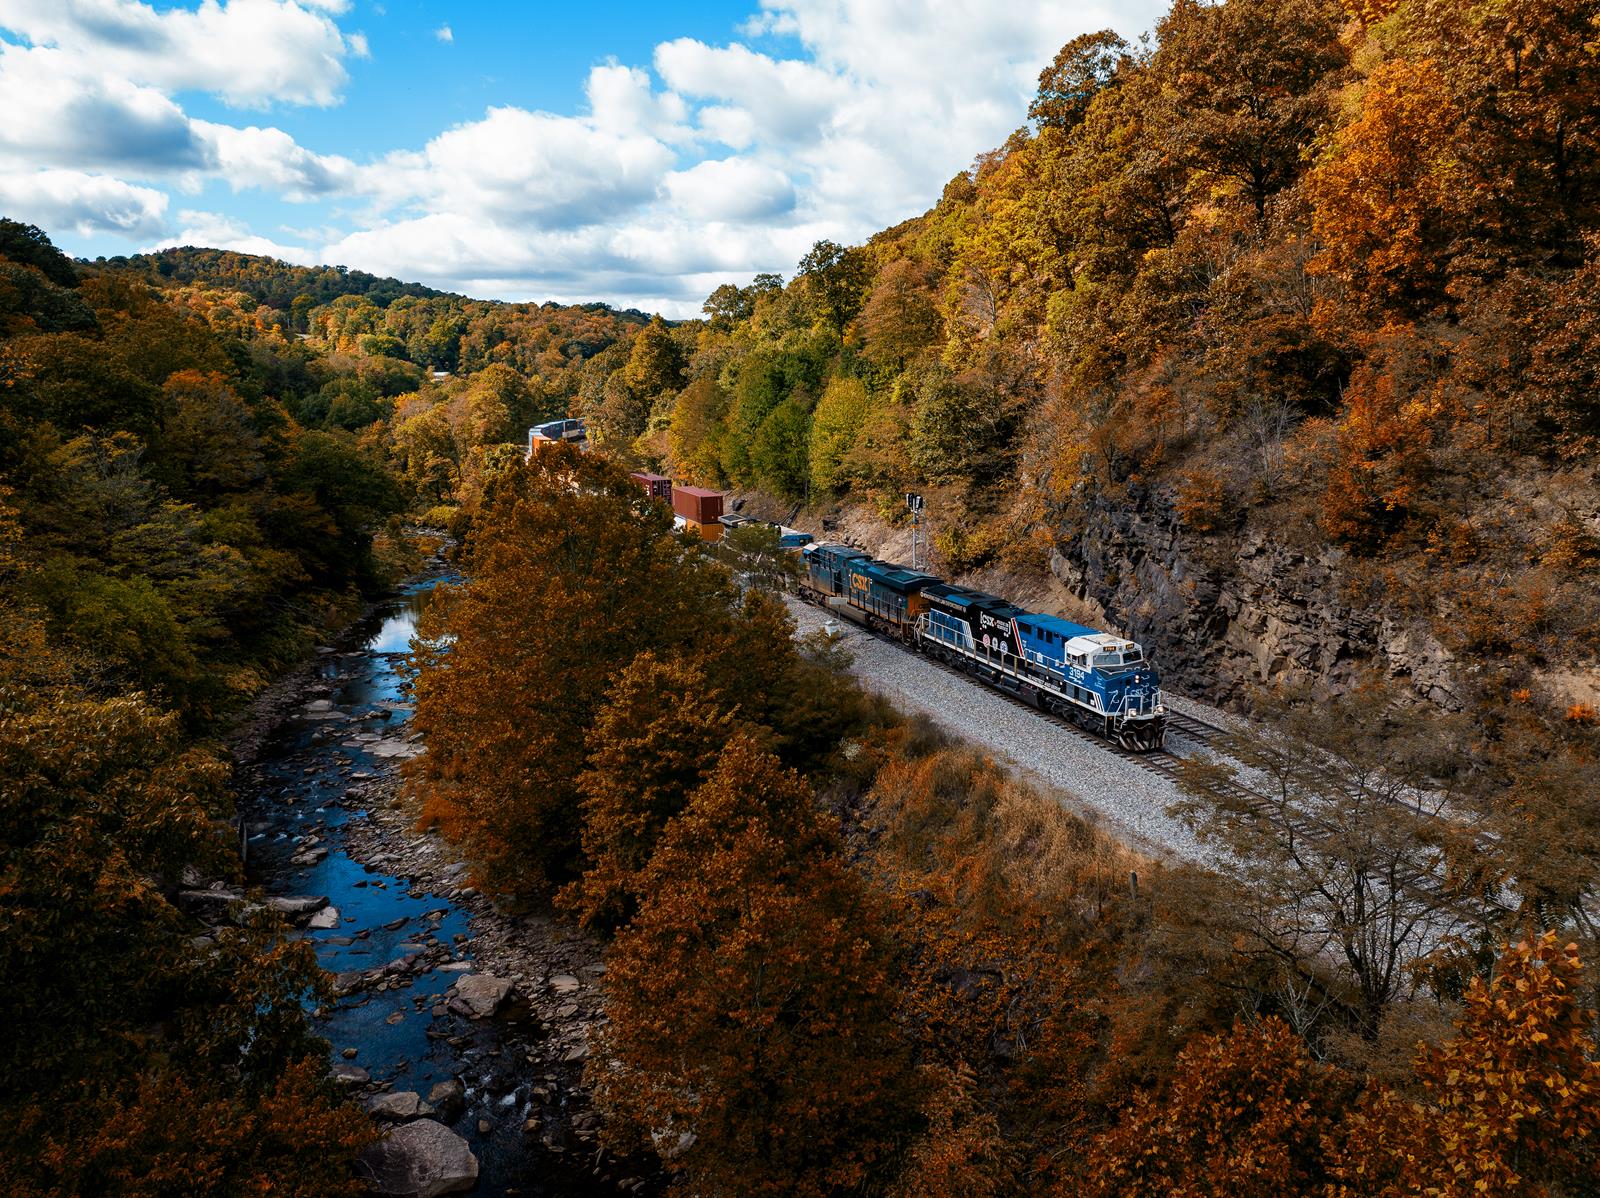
[89,245,654,322]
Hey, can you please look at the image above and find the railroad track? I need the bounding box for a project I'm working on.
[798,591,1513,930]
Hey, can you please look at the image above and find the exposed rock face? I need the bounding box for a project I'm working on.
[356,1119,478,1198]
[176,888,244,922]
[1051,485,1462,710]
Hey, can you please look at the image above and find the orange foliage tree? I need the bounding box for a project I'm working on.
[1307,58,1465,316]
[5,1059,371,1198]
[407,442,737,899]
[1316,331,1449,547]
[1327,934,1600,1196]
[560,650,735,931]
[1077,1017,1352,1198]
[593,736,920,1196]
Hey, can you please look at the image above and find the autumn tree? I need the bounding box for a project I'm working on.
[593,736,920,1196]
[1155,0,1347,217]
[1078,1018,1351,1198]
[859,258,942,368]
[1327,934,1600,1196]
[562,651,736,931]
[155,369,265,498]
[408,443,732,898]
[1307,58,1466,316]
[1030,30,1130,131]
[1521,245,1600,455]
[1399,0,1600,267]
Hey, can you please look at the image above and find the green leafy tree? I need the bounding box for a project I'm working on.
[750,394,811,499]
[797,240,874,334]
[808,375,872,493]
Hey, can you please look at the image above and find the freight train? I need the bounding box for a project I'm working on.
[801,542,1166,751]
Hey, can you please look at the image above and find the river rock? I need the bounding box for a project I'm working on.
[426,1079,466,1122]
[366,1091,435,1122]
[451,974,514,1017]
[308,905,341,929]
[331,1062,370,1085]
[548,974,579,995]
[370,738,423,759]
[267,894,329,919]
[356,1119,478,1198]
[177,888,245,923]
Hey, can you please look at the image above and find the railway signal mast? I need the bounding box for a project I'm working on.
[905,492,925,570]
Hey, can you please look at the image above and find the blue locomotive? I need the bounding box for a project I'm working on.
[801,542,1165,751]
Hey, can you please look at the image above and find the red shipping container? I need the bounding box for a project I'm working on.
[630,471,672,501]
[672,485,724,524]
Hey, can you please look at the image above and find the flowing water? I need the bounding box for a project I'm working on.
[241,575,626,1196]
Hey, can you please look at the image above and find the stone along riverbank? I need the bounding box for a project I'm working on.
[227,561,662,1197]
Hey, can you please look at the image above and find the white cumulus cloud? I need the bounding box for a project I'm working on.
[0,0,1174,312]
[0,169,169,238]
[2,0,357,108]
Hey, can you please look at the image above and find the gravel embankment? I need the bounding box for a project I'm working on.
[785,596,1210,864]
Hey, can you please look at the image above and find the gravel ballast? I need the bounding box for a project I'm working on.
[785,596,1211,863]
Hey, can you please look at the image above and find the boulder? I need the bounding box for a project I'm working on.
[426,1079,466,1123]
[308,905,341,930]
[548,974,579,995]
[366,1091,436,1122]
[177,888,244,923]
[451,974,514,1018]
[356,1119,478,1198]
[267,895,329,919]
[331,1062,370,1086]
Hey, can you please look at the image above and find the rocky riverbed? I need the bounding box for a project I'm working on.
[221,555,661,1197]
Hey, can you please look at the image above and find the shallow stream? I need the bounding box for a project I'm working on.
[241,575,617,1196]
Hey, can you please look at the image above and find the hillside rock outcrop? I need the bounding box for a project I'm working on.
[1050,485,1461,710]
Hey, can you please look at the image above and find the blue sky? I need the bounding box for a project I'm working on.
[0,0,1168,315]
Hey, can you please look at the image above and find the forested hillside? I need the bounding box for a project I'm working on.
[0,217,394,1193]
[103,246,448,309]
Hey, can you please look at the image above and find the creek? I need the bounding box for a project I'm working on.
[239,571,638,1196]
